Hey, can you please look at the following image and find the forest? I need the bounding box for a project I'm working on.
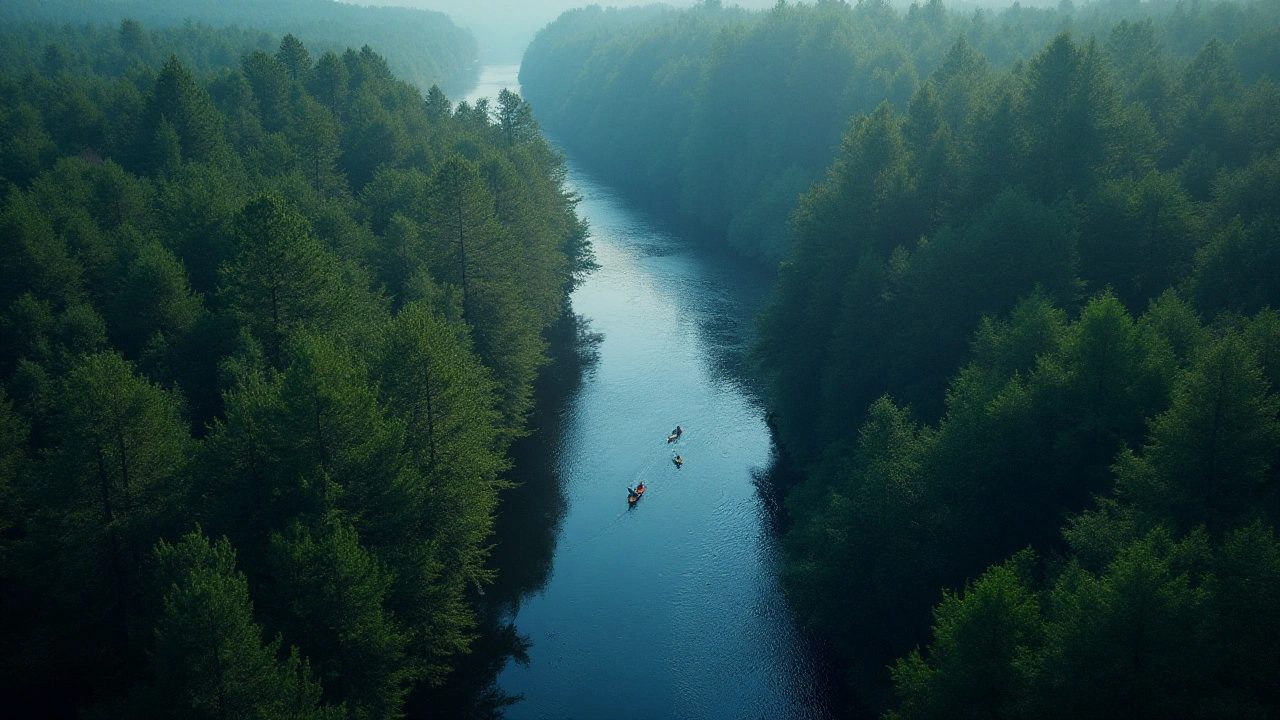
[524,0,1280,716]
[521,0,1280,263]
[0,0,478,91]
[0,14,590,720]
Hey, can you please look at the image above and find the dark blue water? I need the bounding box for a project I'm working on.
[440,71,839,720]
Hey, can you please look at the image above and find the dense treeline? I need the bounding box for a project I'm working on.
[521,0,1280,262]
[0,19,590,719]
[733,2,1280,716]
[1,0,478,90]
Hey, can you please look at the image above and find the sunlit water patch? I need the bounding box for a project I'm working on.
[464,63,521,106]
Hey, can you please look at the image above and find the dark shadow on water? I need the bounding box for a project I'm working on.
[555,146,776,404]
[752,449,867,720]
[405,311,600,719]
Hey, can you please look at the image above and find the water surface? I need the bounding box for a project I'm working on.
[448,71,838,720]
[463,64,521,106]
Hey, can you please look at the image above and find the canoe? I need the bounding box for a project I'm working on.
[667,433,679,443]
[628,486,646,504]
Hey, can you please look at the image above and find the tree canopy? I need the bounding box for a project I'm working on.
[0,18,589,719]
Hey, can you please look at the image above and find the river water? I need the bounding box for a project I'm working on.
[438,67,839,720]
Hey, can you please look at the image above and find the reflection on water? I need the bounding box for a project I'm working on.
[493,159,836,719]
[414,65,840,718]
[407,313,598,719]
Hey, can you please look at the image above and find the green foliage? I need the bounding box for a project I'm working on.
[144,55,226,166]
[268,518,412,719]
[888,551,1041,720]
[521,0,1280,264]
[144,529,342,720]
[0,18,586,717]
[426,156,547,427]
[217,193,356,367]
[1116,332,1280,534]
[891,527,1278,718]
[0,0,477,91]
[112,241,204,360]
[753,14,1280,709]
[0,388,30,547]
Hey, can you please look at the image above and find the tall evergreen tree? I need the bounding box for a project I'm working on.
[1116,333,1280,534]
[143,529,340,720]
[144,55,224,166]
[268,517,414,720]
[217,193,350,368]
[242,50,293,135]
[277,34,313,84]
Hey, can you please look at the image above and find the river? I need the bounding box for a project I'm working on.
[431,67,840,720]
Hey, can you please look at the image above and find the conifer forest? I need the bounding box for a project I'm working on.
[2,0,1279,718]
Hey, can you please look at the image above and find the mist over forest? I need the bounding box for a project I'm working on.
[2,0,1280,718]
[357,0,778,61]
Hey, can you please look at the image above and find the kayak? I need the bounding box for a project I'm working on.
[667,433,679,443]
[673,457,683,468]
[628,485,646,504]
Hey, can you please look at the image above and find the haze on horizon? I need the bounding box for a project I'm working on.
[357,0,1069,62]
[355,1,780,61]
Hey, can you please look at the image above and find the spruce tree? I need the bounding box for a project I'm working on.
[277,34,313,84]
[268,517,414,719]
[145,55,224,165]
[147,529,340,720]
[218,193,348,368]
[1117,333,1280,533]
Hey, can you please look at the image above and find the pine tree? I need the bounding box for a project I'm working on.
[146,529,340,720]
[1021,34,1124,200]
[377,302,505,556]
[374,213,425,307]
[118,19,151,60]
[268,517,414,719]
[242,51,293,135]
[18,351,190,670]
[1117,333,1280,533]
[151,116,182,175]
[113,241,203,362]
[277,34,313,85]
[145,55,224,165]
[0,189,85,311]
[495,89,536,146]
[425,84,451,122]
[889,551,1041,720]
[312,52,349,120]
[291,99,343,199]
[1037,531,1212,717]
[271,333,410,531]
[426,156,504,324]
[1213,522,1280,710]
[217,193,349,368]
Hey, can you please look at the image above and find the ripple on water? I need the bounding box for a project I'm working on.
[463,120,841,719]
